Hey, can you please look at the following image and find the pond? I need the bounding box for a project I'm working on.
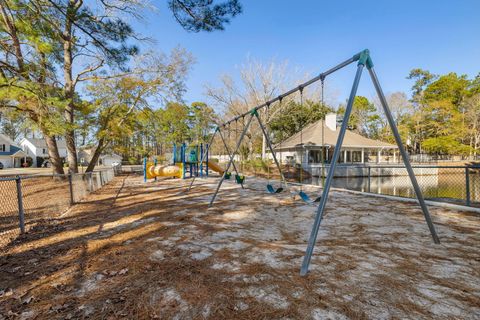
[305,172,480,206]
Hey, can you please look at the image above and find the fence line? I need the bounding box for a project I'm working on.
[0,168,118,249]
[302,164,480,208]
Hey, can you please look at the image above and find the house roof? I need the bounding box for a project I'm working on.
[275,119,397,150]
[10,147,27,157]
[78,146,122,160]
[0,134,27,157]
[100,153,122,160]
[21,137,67,149]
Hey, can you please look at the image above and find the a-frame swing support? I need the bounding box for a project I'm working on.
[187,126,244,192]
[208,108,288,207]
[203,49,439,276]
[253,108,289,190]
[299,50,440,275]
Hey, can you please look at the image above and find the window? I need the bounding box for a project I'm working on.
[352,151,362,163]
[0,144,5,152]
[43,148,47,154]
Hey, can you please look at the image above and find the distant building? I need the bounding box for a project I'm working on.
[20,137,67,167]
[273,113,399,174]
[78,147,122,167]
[0,134,28,168]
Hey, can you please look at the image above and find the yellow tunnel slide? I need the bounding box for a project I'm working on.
[145,161,224,179]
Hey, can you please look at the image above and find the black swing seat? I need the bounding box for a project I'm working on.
[235,174,245,184]
[267,184,284,194]
[299,191,321,203]
[224,172,232,179]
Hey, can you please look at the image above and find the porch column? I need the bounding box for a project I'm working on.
[361,148,365,163]
[344,149,347,163]
[393,150,397,163]
[377,149,381,163]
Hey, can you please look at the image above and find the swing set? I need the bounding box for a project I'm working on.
[187,49,440,275]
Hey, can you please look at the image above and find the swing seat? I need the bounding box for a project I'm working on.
[267,184,284,194]
[235,174,245,184]
[299,191,321,203]
[224,172,231,179]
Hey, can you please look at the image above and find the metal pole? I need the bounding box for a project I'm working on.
[209,114,254,207]
[321,79,326,187]
[187,130,217,192]
[200,143,203,177]
[300,64,365,276]
[15,175,25,234]
[182,143,186,179]
[68,173,74,205]
[89,172,93,192]
[465,166,471,206]
[206,144,209,176]
[218,128,243,187]
[143,157,147,182]
[368,66,440,244]
[254,112,288,189]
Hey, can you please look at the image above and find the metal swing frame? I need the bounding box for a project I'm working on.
[208,108,288,206]
[187,125,245,192]
[299,50,440,275]
[197,50,440,276]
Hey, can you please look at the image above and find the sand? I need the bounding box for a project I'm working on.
[0,174,478,319]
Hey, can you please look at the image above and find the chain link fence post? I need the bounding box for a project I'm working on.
[68,173,74,205]
[15,175,25,234]
[465,166,471,206]
[89,172,93,192]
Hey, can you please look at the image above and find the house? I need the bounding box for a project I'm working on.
[78,147,122,167]
[0,134,28,168]
[20,137,68,167]
[273,113,398,173]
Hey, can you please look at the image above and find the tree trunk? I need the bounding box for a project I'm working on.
[0,1,25,75]
[44,134,65,175]
[62,2,78,173]
[85,137,105,172]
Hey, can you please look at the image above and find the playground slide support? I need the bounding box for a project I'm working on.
[187,129,218,192]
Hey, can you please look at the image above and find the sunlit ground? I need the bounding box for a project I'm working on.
[0,174,479,319]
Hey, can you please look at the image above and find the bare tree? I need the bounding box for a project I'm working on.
[205,57,313,160]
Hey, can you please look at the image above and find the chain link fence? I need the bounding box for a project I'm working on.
[306,165,480,207]
[0,168,117,249]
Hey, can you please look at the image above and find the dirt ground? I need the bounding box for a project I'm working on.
[0,174,479,319]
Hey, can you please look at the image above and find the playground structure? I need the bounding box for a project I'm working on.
[143,142,224,181]
[187,49,441,276]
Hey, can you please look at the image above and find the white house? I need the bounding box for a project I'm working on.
[78,147,122,167]
[0,134,27,168]
[20,137,68,167]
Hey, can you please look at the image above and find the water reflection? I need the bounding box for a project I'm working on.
[305,173,480,205]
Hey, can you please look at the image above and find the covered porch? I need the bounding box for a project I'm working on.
[306,145,401,164]
[0,150,28,168]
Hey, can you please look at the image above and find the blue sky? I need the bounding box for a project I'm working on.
[134,0,480,109]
